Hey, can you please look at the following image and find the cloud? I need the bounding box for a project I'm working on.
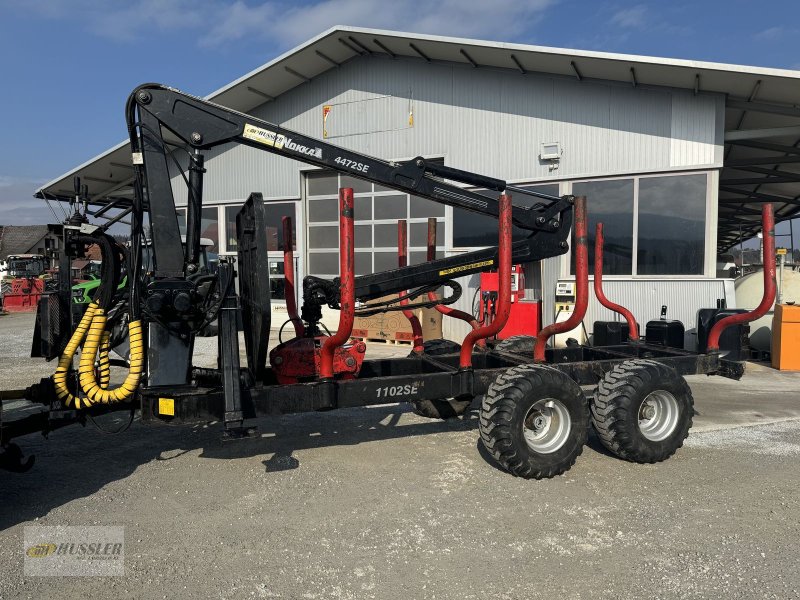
[0,175,60,225]
[754,26,800,42]
[609,4,647,29]
[8,0,557,47]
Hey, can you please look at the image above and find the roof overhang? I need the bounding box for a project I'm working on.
[35,26,800,251]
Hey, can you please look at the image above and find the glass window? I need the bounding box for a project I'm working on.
[226,202,296,252]
[308,225,339,249]
[453,184,559,248]
[308,253,338,275]
[373,223,399,249]
[355,252,372,275]
[341,175,371,194]
[309,199,338,222]
[355,197,373,221]
[374,194,407,220]
[307,172,338,196]
[410,221,443,248]
[374,251,399,272]
[637,174,706,275]
[410,195,445,218]
[175,210,186,236]
[355,224,372,249]
[410,250,443,265]
[572,179,634,276]
[200,207,219,254]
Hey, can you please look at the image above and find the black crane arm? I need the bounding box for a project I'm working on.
[126,83,572,309]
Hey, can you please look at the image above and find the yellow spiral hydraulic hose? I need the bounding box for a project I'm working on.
[52,301,145,408]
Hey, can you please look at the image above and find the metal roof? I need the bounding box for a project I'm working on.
[36,26,800,251]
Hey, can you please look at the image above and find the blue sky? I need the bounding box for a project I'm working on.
[1,0,799,243]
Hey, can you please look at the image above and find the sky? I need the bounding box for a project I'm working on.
[0,0,799,246]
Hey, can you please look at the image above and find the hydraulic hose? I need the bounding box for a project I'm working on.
[52,301,144,408]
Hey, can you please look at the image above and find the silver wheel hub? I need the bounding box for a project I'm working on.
[522,398,571,454]
[638,390,680,442]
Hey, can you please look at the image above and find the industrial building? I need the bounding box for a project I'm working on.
[36,27,800,347]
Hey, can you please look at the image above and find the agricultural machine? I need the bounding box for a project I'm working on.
[0,84,776,478]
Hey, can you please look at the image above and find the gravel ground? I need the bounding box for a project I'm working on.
[1,311,799,599]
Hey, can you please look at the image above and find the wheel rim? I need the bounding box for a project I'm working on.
[638,391,680,442]
[522,398,571,454]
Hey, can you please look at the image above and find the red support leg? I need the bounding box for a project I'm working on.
[320,188,355,379]
[707,203,776,353]
[424,218,485,347]
[397,220,425,353]
[594,222,638,341]
[282,215,304,338]
[459,193,513,369]
[534,196,588,362]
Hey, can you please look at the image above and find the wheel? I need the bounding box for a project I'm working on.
[479,364,588,479]
[408,338,461,357]
[590,359,693,463]
[494,335,537,354]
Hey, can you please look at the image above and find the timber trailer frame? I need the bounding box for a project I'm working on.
[0,84,776,478]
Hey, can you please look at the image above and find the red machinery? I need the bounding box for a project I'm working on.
[479,265,541,339]
[0,278,45,313]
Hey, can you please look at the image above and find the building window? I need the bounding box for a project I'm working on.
[568,172,708,277]
[573,179,634,276]
[452,184,560,248]
[306,171,445,277]
[225,202,296,253]
[637,174,706,275]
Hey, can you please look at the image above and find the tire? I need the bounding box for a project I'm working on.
[408,338,461,357]
[479,364,588,479]
[590,359,693,463]
[494,335,537,354]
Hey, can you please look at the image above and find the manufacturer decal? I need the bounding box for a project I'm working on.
[438,260,494,276]
[243,123,322,159]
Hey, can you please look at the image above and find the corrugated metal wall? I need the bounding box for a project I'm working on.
[172,55,723,203]
[169,54,726,343]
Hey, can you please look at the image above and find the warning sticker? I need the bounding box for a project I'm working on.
[438,259,494,276]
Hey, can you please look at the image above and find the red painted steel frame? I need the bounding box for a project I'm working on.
[425,218,485,346]
[594,222,639,341]
[282,216,304,337]
[459,194,513,368]
[397,220,425,353]
[534,196,588,362]
[320,188,355,378]
[707,203,776,352]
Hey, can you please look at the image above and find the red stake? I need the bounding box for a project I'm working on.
[534,196,588,362]
[424,218,485,346]
[398,220,425,353]
[320,188,355,378]
[282,215,304,337]
[459,194,513,368]
[594,222,638,341]
[707,203,776,353]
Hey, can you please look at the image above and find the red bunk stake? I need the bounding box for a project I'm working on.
[320,188,356,379]
[594,222,639,341]
[459,193,513,369]
[398,220,425,353]
[707,203,776,353]
[424,218,485,347]
[534,196,588,362]
[282,215,304,338]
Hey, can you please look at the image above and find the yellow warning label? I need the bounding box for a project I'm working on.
[439,259,494,276]
[158,397,175,416]
[777,248,788,255]
[242,123,285,149]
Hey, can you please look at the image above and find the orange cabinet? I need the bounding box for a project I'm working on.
[772,304,800,371]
